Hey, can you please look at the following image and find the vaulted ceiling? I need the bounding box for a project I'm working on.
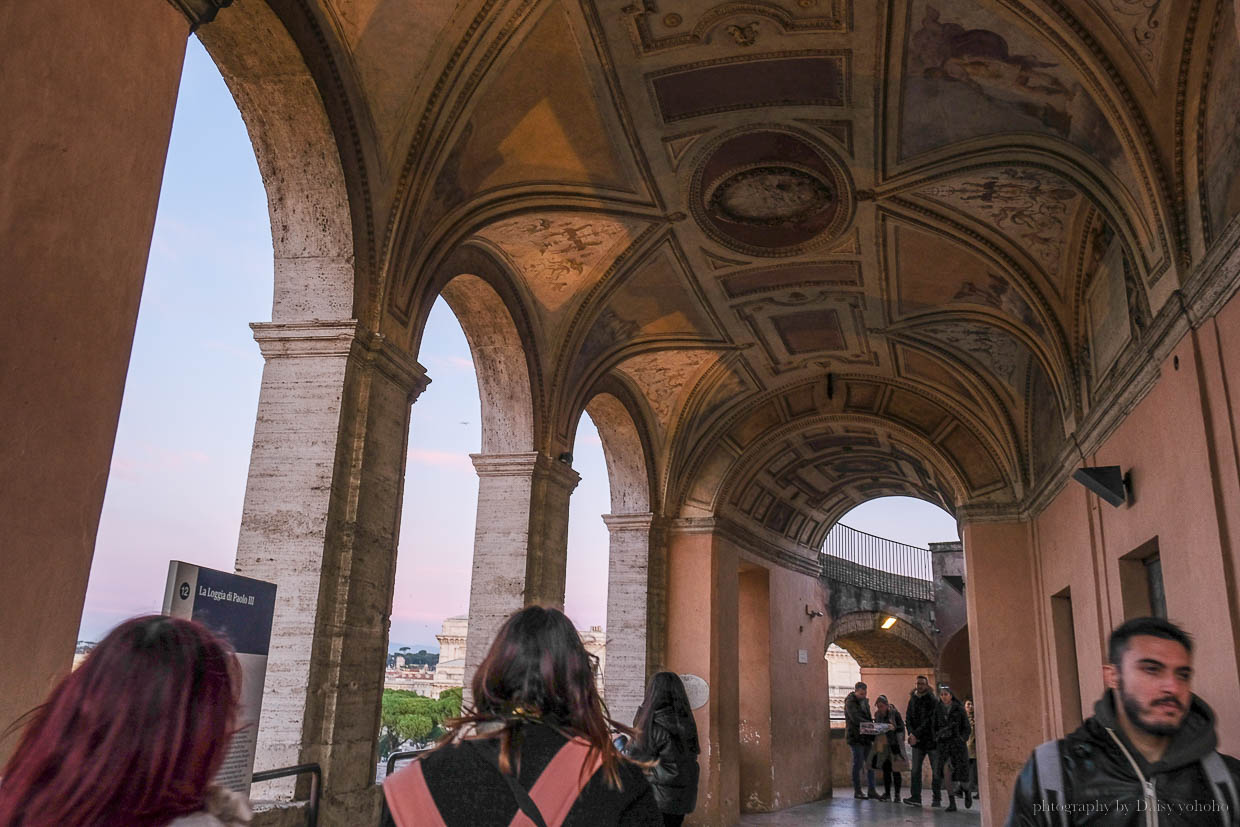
[205,0,1240,561]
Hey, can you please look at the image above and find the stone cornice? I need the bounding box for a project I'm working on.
[470,452,581,491]
[601,512,656,532]
[164,0,233,30]
[251,321,430,400]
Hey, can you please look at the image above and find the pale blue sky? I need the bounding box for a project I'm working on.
[78,38,959,646]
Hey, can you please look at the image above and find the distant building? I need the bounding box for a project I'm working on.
[386,616,607,697]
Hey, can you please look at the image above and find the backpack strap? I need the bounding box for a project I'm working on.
[515,737,603,827]
[1034,740,1069,827]
[1202,751,1239,824]
[383,758,448,827]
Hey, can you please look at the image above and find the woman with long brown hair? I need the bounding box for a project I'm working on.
[628,672,700,827]
[381,605,660,826]
[0,615,249,826]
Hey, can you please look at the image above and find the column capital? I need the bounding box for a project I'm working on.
[165,0,233,30]
[251,321,429,401]
[470,452,581,490]
[602,512,657,532]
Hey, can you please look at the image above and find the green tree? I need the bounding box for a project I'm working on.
[379,688,463,758]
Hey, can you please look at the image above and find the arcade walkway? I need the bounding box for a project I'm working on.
[739,798,982,826]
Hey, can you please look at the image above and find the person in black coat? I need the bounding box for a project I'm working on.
[933,685,971,812]
[1008,617,1240,826]
[630,672,701,827]
[845,682,879,799]
[903,674,940,807]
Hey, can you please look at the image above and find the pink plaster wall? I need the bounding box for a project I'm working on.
[737,567,773,812]
[667,529,740,825]
[1030,332,1240,756]
[0,0,188,764]
[764,564,832,810]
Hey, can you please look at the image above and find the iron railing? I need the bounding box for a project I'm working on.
[386,748,429,778]
[251,763,320,827]
[820,523,935,601]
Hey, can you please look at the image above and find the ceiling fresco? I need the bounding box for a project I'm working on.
[214,0,1238,566]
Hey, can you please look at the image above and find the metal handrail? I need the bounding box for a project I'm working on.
[251,762,321,827]
[820,522,936,601]
[386,747,429,777]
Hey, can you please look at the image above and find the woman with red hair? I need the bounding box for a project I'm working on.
[0,615,250,826]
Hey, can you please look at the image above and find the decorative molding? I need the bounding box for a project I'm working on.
[165,0,233,30]
[470,451,582,491]
[602,512,657,532]
[251,321,429,399]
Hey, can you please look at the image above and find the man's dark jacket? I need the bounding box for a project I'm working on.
[906,689,938,750]
[1007,691,1240,826]
[845,692,874,746]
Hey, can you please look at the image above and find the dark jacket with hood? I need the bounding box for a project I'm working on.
[1007,692,1240,826]
[845,692,875,746]
[906,689,938,750]
[630,707,700,815]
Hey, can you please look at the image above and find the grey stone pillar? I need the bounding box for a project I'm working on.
[463,453,580,697]
[236,321,426,821]
[602,512,655,725]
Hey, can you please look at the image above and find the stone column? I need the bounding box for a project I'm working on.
[0,0,194,759]
[236,321,426,822]
[463,453,580,694]
[961,519,1048,826]
[602,512,655,725]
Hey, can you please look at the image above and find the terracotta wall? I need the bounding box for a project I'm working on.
[737,567,773,812]
[667,529,833,824]
[0,0,188,762]
[1030,325,1240,753]
[763,563,832,810]
[666,528,739,825]
[975,290,1240,823]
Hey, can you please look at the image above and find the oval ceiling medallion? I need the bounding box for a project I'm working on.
[708,166,835,226]
[691,129,854,256]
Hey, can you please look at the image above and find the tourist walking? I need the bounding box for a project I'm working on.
[933,685,972,811]
[845,681,879,799]
[868,695,906,802]
[628,672,701,827]
[380,606,661,826]
[0,615,251,827]
[964,698,978,799]
[903,674,940,807]
[1007,617,1240,826]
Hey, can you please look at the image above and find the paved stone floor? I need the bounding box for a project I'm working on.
[739,797,984,825]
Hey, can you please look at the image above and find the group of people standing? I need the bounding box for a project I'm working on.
[845,675,977,811]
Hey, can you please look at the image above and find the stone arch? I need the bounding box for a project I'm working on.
[195,3,361,322]
[826,611,937,669]
[581,379,656,516]
[576,377,660,723]
[415,246,540,455]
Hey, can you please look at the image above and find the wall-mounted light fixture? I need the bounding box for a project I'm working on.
[881,616,898,630]
[805,605,824,619]
[1072,465,1130,507]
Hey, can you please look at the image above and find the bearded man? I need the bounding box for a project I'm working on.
[1007,617,1240,825]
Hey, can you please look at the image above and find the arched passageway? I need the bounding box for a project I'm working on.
[8,2,1240,825]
